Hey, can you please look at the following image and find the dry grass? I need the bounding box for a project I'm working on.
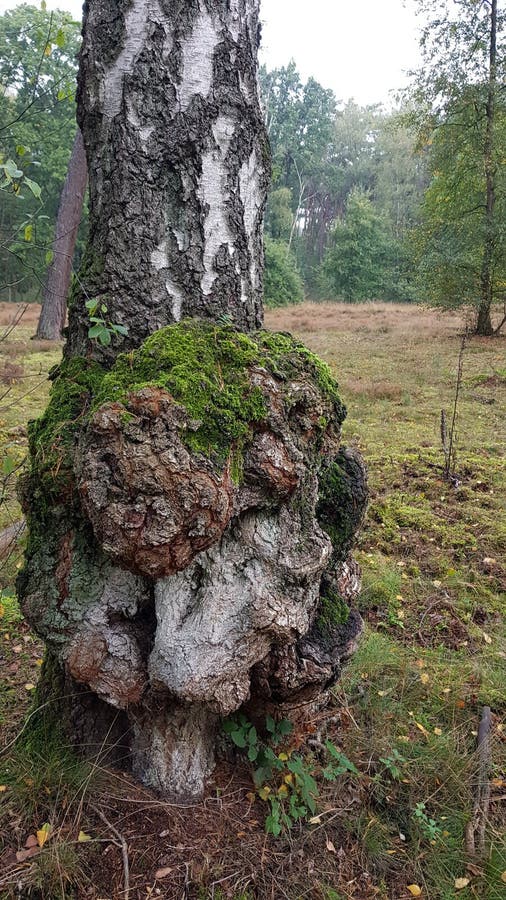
[0,300,505,900]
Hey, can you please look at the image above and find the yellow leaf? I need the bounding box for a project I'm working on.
[36,659,43,667]
[0,785,7,792]
[277,784,288,797]
[24,683,35,691]
[434,727,442,735]
[78,831,92,842]
[36,823,51,848]
[420,673,430,685]
[283,774,294,785]
[43,43,51,56]
[415,722,429,736]
[501,871,506,883]
[258,786,271,800]
[454,877,470,890]
[377,690,387,697]
[0,603,4,618]
[278,752,288,761]
[309,816,321,825]
[407,885,422,896]
[482,632,492,644]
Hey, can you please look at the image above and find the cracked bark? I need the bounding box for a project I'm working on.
[19,0,367,800]
[67,0,269,363]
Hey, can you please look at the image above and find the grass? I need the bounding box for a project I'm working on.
[0,301,505,898]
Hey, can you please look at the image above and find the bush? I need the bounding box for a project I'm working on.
[263,236,304,308]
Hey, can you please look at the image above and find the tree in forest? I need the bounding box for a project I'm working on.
[0,4,82,303]
[18,1,367,799]
[408,0,505,334]
[36,128,87,340]
[322,188,398,302]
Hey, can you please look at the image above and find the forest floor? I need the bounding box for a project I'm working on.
[0,301,504,900]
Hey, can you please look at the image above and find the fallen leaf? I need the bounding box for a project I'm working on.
[24,683,35,692]
[415,721,429,736]
[16,846,40,862]
[482,632,492,644]
[434,727,443,736]
[420,673,430,685]
[78,831,92,842]
[501,872,506,884]
[454,877,470,890]
[407,885,422,897]
[309,816,321,825]
[0,785,7,792]
[154,867,173,879]
[36,823,52,848]
[326,839,336,853]
[25,834,38,848]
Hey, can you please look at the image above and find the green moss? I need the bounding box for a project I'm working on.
[316,590,350,632]
[23,320,345,531]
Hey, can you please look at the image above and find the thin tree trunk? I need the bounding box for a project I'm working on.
[476,0,497,337]
[35,129,87,341]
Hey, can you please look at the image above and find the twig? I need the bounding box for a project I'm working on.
[465,706,492,858]
[91,804,130,900]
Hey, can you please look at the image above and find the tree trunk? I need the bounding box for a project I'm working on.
[35,129,88,341]
[67,0,270,362]
[18,0,366,801]
[476,0,497,338]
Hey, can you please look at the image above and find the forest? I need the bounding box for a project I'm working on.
[0,1,505,899]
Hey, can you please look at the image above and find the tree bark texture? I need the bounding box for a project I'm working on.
[18,1,367,801]
[67,0,269,361]
[36,129,88,341]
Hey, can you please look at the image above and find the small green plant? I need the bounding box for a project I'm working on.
[223,715,359,836]
[85,299,129,346]
[378,748,407,781]
[412,802,443,842]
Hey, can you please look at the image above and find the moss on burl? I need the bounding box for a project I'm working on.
[23,320,346,527]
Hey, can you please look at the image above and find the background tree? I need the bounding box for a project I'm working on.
[408,0,506,334]
[0,4,82,303]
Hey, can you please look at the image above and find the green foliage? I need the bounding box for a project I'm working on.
[0,4,83,302]
[85,298,129,347]
[322,189,407,302]
[223,714,360,836]
[263,235,304,307]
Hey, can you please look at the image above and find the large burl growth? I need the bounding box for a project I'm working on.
[18,321,366,797]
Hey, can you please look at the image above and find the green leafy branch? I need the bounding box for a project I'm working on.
[85,299,129,347]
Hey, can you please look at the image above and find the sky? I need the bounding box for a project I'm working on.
[0,0,421,106]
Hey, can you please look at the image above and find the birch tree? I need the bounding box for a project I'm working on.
[18,0,366,800]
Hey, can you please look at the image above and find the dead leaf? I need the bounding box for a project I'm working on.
[154,867,173,879]
[407,886,422,897]
[24,683,35,691]
[454,877,470,890]
[25,834,38,848]
[434,728,443,736]
[420,673,430,685]
[36,823,52,848]
[309,816,322,825]
[0,785,7,792]
[16,846,40,862]
[501,872,506,884]
[326,839,336,853]
[78,831,92,842]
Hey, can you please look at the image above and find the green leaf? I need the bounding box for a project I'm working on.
[23,177,42,200]
[16,145,27,157]
[98,329,112,346]
[45,250,54,265]
[85,299,98,310]
[2,456,15,476]
[88,324,104,338]
[222,719,237,735]
[230,731,247,748]
[55,28,65,49]
[24,224,33,242]
[265,714,276,734]
[4,159,23,179]
[111,323,129,336]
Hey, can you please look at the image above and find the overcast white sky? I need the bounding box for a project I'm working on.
[0,0,421,106]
